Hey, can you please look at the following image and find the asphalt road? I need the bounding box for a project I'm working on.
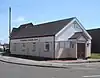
[0,61,100,78]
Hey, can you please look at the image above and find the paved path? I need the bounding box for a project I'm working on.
[0,61,100,78]
[0,55,100,68]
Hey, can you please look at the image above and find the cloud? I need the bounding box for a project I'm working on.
[12,16,25,23]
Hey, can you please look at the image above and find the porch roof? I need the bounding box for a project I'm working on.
[69,32,88,40]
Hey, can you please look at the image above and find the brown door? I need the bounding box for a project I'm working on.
[77,43,85,58]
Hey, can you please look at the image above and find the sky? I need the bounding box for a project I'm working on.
[0,0,100,43]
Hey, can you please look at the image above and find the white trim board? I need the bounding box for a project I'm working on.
[75,18,92,39]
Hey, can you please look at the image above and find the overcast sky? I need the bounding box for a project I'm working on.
[0,0,100,43]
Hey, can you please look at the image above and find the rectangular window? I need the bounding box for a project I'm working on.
[70,42,74,48]
[65,42,70,48]
[13,43,16,51]
[21,43,25,52]
[44,42,50,52]
[32,42,36,51]
[59,42,64,48]
[22,43,25,47]
[22,49,25,51]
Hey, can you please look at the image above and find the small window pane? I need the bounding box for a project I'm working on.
[21,43,25,52]
[22,43,25,47]
[44,42,50,52]
[32,42,36,51]
[13,43,16,51]
[22,49,25,51]
[65,42,70,48]
[70,42,74,48]
[60,42,64,48]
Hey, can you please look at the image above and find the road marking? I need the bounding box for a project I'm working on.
[83,75,100,77]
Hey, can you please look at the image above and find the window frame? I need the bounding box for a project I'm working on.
[44,42,50,52]
[21,43,25,52]
[32,42,36,51]
[70,42,74,48]
[22,43,25,47]
[13,43,17,51]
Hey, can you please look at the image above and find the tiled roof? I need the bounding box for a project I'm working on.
[10,17,75,39]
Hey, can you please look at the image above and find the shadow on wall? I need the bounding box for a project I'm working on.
[56,48,76,59]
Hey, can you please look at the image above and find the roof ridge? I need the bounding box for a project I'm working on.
[35,17,75,26]
[11,17,76,39]
[20,22,33,26]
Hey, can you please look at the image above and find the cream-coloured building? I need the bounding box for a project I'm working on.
[10,17,92,59]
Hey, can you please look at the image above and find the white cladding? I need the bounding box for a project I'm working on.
[55,22,83,58]
[55,21,91,58]
[78,36,86,41]
[10,36,54,58]
[55,22,82,41]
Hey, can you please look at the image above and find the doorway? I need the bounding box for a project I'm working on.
[77,43,85,59]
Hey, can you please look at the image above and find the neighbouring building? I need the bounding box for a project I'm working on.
[87,28,100,53]
[3,43,9,51]
[0,44,3,52]
[10,17,92,59]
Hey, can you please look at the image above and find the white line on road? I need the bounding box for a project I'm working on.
[83,75,100,77]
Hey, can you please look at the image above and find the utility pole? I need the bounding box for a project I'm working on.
[9,7,11,53]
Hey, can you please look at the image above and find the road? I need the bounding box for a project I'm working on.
[0,61,100,78]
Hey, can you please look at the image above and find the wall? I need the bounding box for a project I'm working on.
[10,36,54,58]
[85,40,91,57]
[55,41,77,58]
[55,21,82,41]
[55,21,83,58]
[78,36,86,41]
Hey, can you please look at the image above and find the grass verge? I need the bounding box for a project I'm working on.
[91,53,100,59]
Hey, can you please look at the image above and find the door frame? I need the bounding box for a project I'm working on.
[76,42,86,59]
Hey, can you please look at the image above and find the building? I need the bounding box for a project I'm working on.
[10,17,92,59]
[3,43,9,51]
[0,44,3,52]
[87,28,100,53]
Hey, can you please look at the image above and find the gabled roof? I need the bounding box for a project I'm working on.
[10,17,75,39]
[19,23,34,29]
[10,23,34,38]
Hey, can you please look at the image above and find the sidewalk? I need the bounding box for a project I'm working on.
[0,55,100,68]
[49,59,100,63]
